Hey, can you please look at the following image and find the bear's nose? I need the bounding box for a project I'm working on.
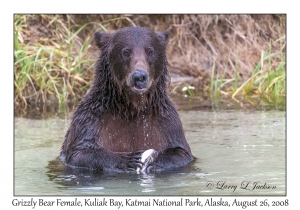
[131,70,148,89]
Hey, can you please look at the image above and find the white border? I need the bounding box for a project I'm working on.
[4,0,299,209]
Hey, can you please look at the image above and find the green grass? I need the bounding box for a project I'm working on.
[207,37,285,109]
[232,37,286,100]
[14,15,91,105]
[14,15,124,106]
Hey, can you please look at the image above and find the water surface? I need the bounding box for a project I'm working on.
[14,100,285,196]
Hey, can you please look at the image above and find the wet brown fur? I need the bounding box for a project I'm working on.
[60,27,193,172]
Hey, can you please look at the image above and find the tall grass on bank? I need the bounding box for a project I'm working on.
[14,15,129,106]
[209,37,285,107]
[232,37,285,100]
[14,15,93,106]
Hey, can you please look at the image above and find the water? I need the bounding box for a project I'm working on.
[14,100,285,196]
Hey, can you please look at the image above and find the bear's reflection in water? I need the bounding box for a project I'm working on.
[46,157,196,191]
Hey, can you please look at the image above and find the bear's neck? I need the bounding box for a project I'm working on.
[90,82,171,119]
[114,87,170,119]
[123,91,148,108]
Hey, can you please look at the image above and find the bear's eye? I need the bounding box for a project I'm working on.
[122,49,131,58]
[145,47,154,57]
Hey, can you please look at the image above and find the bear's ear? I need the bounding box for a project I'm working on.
[94,31,112,49]
[157,31,169,47]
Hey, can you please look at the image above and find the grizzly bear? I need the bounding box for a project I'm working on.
[60,26,193,173]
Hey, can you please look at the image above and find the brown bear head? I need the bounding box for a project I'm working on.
[94,27,169,95]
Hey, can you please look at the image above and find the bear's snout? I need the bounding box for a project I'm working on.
[131,70,149,93]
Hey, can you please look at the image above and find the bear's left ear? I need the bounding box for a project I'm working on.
[157,31,169,47]
[94,31,112,49]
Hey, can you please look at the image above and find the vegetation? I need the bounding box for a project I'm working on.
[14,14,286,110]
[207,37,285,109]
[14,15,104,106]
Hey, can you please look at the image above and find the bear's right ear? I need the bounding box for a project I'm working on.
[94,31,112,49]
